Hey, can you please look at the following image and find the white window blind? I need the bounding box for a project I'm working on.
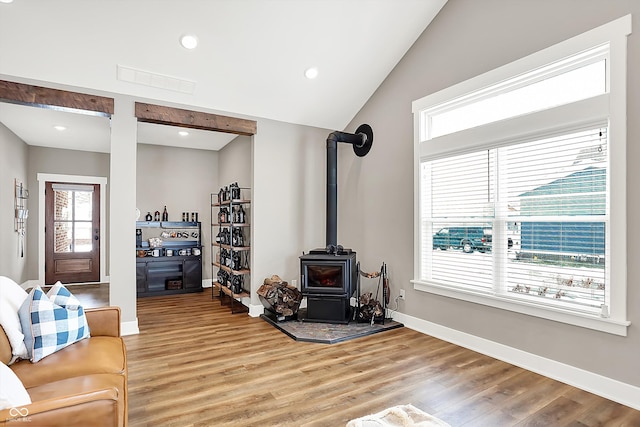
[504,128,607,311]
[422,150,495,293]
[421,127,607,313]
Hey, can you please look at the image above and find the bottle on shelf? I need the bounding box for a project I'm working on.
[238,205,245,223]
[230,182,241,200]
[232,228,244,246]
[162,206,168,221]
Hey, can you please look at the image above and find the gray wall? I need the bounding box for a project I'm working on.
[251,119,330,304]
[343,0,640,387]
[0,123,28,283]
[0,136,110,284]
[136,143,219,281]
[218,135,251,189]
[216,135,251,287]
[26,146,111,282]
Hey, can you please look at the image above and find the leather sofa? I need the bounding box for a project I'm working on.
[0,307,127,427]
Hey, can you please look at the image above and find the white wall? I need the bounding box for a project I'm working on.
[343,0,640,388]
[109,97,138,328]
[136,143,219,282]
[0,123,28,283]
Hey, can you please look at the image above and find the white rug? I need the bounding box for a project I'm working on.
[346,404,450,427]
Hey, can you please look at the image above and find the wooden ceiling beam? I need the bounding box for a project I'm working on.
[135,102,256,136]
[0,80,114,116]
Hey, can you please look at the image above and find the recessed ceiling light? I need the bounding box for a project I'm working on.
[180,34,198,50]
[0,0,14,4]
[53,125,66,131]
[304,67,319,79]
[178,130,189,136]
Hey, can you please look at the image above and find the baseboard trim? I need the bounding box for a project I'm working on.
[202,279,213,288]
[121,319,139,336]
[249,303,264,318]
[390,311,640,411]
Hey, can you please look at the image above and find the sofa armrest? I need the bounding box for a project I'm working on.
[85,307,121,337]
[0,388,120,427]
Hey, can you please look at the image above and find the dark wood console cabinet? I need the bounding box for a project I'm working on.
[135,221,203,297]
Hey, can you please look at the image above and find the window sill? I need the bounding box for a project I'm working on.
[411,280,630,336]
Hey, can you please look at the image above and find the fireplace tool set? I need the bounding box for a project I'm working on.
[354,262,390,325]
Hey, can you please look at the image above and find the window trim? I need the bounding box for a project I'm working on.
[412,15,631,336]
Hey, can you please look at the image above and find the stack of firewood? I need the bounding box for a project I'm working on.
[257,275,303,317]
[357,292,384,322]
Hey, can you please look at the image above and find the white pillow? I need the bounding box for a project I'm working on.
[0,276,29,363]
[0,363,31,410]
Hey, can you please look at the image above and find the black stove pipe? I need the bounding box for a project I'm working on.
[325,131,367,248]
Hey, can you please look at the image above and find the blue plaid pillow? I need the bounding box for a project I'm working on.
[47,281,83,310]
[18,285,90,363]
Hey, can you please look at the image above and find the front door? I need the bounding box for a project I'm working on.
[45,182,100,284]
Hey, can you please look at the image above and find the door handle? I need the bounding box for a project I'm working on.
[94,235,99,240]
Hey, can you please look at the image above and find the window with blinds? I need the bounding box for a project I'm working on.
[412,15,630,335]
[421,128,608,313]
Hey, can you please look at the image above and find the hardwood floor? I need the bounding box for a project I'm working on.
[73,286,640,426]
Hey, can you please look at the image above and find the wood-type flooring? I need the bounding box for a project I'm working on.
[73,286,640,426]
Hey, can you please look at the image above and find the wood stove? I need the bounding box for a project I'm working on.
[300,124,373,324]
[300,249,356,323]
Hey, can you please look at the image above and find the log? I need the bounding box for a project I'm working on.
[258,276,303,316]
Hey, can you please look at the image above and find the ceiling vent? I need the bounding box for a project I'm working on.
[117,65,195,94]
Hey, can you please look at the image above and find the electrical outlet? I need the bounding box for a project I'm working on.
[291,279,297,287]
[399,289,406,300]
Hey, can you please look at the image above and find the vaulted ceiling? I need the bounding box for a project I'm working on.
[0,0,447,151]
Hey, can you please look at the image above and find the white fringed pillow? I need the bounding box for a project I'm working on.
[0,363,31,410]
[0,276,29,363]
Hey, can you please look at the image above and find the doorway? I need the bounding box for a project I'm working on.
[38,173,108,285]
[44,181,100,284]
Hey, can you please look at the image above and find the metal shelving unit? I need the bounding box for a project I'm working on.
[211,185,251,314]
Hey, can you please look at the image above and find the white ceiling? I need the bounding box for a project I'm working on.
[0,0,447,152]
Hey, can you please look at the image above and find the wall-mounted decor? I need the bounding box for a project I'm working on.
[14,179,29,257]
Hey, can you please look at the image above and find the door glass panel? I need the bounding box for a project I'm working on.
[74,222,92,252]
[75,191,93,221]
[52,187,94,253]
[54,190,72,221]
[54,222,72,253]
